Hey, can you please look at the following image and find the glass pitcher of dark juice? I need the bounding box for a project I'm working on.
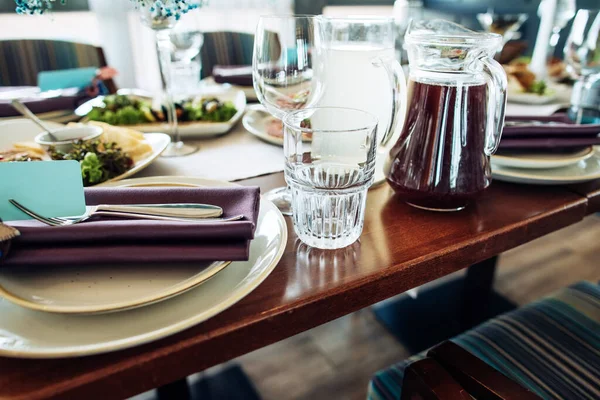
[386,20,507,211]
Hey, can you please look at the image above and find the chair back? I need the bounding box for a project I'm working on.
[200,31,254,78]
[0,39,108,87]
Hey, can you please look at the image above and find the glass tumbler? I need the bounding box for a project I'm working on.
[283,107,378,250]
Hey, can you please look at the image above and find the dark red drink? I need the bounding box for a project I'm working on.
[387,80,490,210]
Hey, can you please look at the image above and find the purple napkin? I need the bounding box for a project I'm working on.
[5,187,261,267]
[212,65,253,86]
[500,114,600,149]
[0,86,89,118]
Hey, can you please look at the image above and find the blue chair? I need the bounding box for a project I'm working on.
[369,281,600,399]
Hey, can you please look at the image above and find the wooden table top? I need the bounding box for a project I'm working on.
[0,174,593,400]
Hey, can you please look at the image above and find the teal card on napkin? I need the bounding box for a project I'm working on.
[38,67,97,91]
[0,161,86,222]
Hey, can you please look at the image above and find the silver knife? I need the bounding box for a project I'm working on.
[88,204,223,219]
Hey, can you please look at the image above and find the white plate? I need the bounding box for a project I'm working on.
[0,176,287,358]
[243,104,312,146]
[75,90,246,138]
[507,82,559,105]
[0,260,231,314]
[492,147,595,169]
[0,119,170,186]
[492,147,600,184]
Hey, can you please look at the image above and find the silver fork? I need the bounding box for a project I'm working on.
[9,199,244,227]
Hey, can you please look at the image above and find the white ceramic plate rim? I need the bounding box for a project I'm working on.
[243,104,312,146]
[491,147,595,169]
[243,104,285,146]
[0,261,231,315]
[0,176,286,358]
[492,149,600,184]
[103,132,170,184]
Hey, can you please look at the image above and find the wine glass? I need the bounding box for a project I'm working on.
[548,0,576,58]
[139,5,199,157]
[253,15,325,215]
[564,9,600,124]
[170,29,204,95]
[477,11,528,59]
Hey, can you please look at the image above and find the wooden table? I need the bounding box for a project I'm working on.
[0,174,593,400]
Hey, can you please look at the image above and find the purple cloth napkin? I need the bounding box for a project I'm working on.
[500,114,600,149]
[5,186,261,267]
[212,65,253,86]
[0,86,89,118]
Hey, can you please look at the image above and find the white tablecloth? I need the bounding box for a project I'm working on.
[136,121,285,182]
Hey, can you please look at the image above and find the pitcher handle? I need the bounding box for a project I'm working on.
[479,56,507,156]
[374,57,408,149]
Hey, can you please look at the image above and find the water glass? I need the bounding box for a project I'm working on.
[283,107,378,249]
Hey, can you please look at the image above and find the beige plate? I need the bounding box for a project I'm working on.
[0,177,287,358]
[492,146,595,169]
[0,260,231,314]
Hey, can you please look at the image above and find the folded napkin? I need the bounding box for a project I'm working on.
[212,65,253,87]
[500,114,600,149]
[5,186,260,267]
[0,86,89,118]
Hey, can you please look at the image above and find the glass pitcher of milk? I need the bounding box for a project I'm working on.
[316,16,407,184]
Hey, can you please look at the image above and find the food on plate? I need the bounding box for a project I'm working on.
[266,118,312,140]
[0,142,48,162]
[504,60,549,95]
[86,94,238,125]
[86,121,152,162]
[1,122,151,186]
[49,140,134,186]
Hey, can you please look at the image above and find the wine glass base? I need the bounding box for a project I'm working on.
[161,141,198,157]
[265,186,292,216]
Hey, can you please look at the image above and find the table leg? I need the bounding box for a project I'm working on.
[156,378,191,400]
[372,257,516,353]
[459,256,498,330]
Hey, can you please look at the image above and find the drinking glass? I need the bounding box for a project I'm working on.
[139,5,199,157]
[170,29,204,94]
[253,15,325,215]
[283,107,378,249]
[564,9,600,124]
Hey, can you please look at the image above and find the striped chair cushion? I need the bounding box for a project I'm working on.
[200,31,254,79]
[0,40,105,87]
[368,281,600,400]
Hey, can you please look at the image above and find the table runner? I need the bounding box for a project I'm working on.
[136,122,285,182]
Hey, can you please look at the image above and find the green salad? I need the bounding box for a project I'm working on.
[87,95,238,126]
[49,140,134,186]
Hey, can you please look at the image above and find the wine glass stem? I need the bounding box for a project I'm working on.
[156,30,180,144]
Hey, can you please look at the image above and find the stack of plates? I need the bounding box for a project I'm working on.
[492,146,600,184]
[0,177,286,358]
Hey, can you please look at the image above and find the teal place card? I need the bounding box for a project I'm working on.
[38,67,97,91]
[0,161,86,222]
